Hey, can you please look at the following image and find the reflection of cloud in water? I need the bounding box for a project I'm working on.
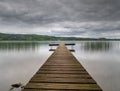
[0,42,51,91]
[74,41,120,91]
[1,41,120,91]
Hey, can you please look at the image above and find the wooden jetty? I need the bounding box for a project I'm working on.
[22,44,102,91]
[49,43,75,52]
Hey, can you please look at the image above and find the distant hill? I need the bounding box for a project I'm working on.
[0,33,120,41]
[0,33,56,41]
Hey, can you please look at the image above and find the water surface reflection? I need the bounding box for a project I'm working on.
[0,41,120,91]
[83,41,112,51]
[0,41,52,91]
[74,41,120,91]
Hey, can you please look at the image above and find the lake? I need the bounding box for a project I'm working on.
[0,41,120,91]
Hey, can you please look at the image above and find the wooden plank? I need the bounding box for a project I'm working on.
[32,74,92,78]
[22,44,102,91]
[37,70,89,74]
[24,83,102,91]
[23,89,100,91]
[30,78,96,84]
[41,65,83,67]
[39,67,85,71]
[49,49,75,52]
[49,43,75,46]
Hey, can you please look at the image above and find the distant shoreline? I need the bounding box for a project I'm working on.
[0,33,120,41]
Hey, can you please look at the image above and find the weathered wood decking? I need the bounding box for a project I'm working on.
[22,44,102,91]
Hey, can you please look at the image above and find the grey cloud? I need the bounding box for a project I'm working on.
[1,0,120,26]
[0,0,120,38]
[50,21,120,38]
[0,0,71,25]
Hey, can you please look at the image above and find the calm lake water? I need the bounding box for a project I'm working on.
[0,41,120,91]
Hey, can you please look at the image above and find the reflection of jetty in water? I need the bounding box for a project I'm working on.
[83,41,112,51]
[0,42,42,51]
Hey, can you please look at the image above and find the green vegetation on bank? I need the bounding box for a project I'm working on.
[0,33,120,41]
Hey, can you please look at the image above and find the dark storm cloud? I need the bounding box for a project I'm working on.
[50,21,120,38]
[1,0,120,24]
[0,0,69,25]
[0,0,120,38]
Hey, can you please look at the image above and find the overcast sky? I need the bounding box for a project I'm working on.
[0,0,120,38]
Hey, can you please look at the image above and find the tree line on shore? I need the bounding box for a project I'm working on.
[0,33,119,41]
